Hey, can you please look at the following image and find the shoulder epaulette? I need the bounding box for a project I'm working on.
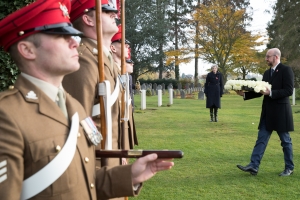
[0,86,18,101]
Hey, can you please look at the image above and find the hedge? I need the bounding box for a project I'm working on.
[0,0,35,91]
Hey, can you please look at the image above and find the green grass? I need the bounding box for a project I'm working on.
[129,92,300,200]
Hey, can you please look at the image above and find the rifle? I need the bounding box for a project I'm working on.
[119,2,129,200]
[95,0,107,166]
[96,150,184,159]
[120,0,129,152]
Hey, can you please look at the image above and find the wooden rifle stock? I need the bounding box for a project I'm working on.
[120,3,129,200]
[95,0,107,166]
[95,150,184,159]
[120,0,126,150]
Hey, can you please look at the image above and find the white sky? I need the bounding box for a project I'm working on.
[179,0,275,76]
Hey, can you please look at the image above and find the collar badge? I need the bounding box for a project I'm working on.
[26,91,38,100]
[92,48,98,55]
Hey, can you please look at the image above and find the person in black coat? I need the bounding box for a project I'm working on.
[204,64,223,122]
[236,48,294,176]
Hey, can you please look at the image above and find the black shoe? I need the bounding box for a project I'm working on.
[237,164,258,175]
[279,169,293,176]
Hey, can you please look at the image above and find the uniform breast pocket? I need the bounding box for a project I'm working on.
[28,134,79,196]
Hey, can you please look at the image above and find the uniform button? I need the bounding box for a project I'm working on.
[19,31,24,36]
[85,157,89,163]
[77,132,81,137]
[90,183,94,188]
[8,85,14,90]
[55,145,61,152]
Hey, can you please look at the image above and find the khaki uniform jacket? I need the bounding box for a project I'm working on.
[0,76,138,200]
[115,68,138,149]
[63,38,124,167]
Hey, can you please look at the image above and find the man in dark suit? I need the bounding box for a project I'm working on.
[236,48,294,176]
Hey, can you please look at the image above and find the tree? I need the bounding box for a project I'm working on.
[267,0,300,87]
[165,0,194,81]
[125,0,171,83]
[229,31,266,79]
[190,0,259,83]
[0,0,35,91]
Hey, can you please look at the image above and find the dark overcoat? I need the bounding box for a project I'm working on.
[244,63,294,132]
[204,71,223,108]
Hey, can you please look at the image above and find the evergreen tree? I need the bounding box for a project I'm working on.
[0,0,35,91]
[267,0,300,86]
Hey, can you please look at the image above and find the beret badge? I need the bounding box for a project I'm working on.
[59,2,70,19]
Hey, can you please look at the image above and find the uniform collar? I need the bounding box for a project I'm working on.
[21,72,63,102]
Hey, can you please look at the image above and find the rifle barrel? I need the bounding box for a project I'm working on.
[95,150,184,159]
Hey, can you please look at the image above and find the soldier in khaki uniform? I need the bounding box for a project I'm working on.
[111,26,138,153]
[63,0,126,169]
[0,0,174,199]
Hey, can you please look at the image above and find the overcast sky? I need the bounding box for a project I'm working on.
[180,0,275,76]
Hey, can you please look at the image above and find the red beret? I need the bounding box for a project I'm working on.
[0,0,82,51]
[70,0,118,22]
[111,24,122,42]
[111,24,130,44]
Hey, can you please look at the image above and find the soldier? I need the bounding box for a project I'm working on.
[0,0,174,199]
[63,0,125,168]
[125,58,135,109]
[110,25,138,156]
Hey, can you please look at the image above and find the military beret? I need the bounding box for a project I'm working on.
[0,0,83,51]
[126,59,134,64]
[70,0,118,22]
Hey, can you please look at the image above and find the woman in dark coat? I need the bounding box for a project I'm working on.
[204,64,223,122]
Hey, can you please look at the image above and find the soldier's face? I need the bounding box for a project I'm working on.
[111,42,129,59]
[34,34,80,77]
[101,11,118,36]
[126,63,133,74]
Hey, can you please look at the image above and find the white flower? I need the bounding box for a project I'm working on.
[224,80,272,93]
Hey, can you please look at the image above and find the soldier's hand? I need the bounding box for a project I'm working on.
[131,153,174,185]
[122,158,128,165]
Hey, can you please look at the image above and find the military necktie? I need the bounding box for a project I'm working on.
[57,89,68,119]
[271,69,274,77]
[107,52,114,71]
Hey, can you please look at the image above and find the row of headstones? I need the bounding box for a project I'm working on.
[140,88,174,110]
[175,88,205,100]
[139,88,206,110]
[135,83,203,96]
[139,82,202,91]
[179,90,206,100]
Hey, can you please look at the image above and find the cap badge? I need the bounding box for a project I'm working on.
[59,2,70,19]
[26,91,38,100]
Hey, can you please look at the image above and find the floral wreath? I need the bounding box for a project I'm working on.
[224,80,272,93]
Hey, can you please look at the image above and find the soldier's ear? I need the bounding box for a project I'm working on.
[82,13,95,27]
[17,41,37,60]
[110,44,117,53]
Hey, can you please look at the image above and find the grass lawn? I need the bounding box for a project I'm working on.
[129,92,300,200]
